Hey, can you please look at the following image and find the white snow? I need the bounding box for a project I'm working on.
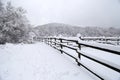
[0,43,95,80]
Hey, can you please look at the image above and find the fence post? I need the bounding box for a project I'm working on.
[60,39,63,54]
[78,44,81,59]
[54,38,56,46]
[76,41,81,66]
[47,38,49,45]
[117,37,119,45]
[51,38,53,46]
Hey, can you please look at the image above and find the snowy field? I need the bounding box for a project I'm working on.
[0,42,96,80]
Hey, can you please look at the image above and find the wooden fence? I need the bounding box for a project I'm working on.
[80,37,120,45]
[42,37,120,80]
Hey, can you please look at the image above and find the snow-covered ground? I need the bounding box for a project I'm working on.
[0,42,96,80]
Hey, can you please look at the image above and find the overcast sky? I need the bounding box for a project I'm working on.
[4,0,120,27]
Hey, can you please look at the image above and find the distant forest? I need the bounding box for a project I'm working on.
[34,23,120,37]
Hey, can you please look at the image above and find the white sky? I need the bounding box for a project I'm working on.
[4,0,120,27]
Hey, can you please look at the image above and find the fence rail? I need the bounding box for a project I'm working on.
[42,37,120,80]
[80,37,120,45]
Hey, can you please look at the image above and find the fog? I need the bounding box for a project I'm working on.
[4,0,120,27]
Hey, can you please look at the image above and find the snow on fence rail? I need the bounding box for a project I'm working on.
[80,37,120,45]
[41,37,120,80]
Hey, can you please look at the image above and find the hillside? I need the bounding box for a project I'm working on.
[34,23,120,37]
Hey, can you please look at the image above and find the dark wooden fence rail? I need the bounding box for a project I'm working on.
[42,37,120,80]
[80,37,120,45]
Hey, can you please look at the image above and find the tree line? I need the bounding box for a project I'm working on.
[34,23,120,38]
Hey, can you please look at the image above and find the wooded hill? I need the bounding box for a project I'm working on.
[34,23,120,37]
